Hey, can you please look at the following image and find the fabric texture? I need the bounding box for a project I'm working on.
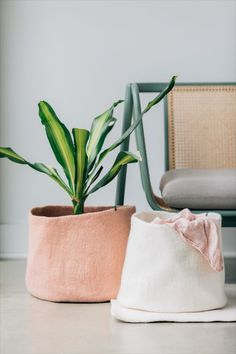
[26,205,135,302]
[160,168,236,209]
[151,208,223,272]
[115,210,226,314]
[111,285,236,323]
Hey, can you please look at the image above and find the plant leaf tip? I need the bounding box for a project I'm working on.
[136,151,142,161]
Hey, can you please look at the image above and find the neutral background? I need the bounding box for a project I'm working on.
[0,0,235,258]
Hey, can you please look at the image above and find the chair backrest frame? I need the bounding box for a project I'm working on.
[115,82,236,227]
[136,82,236,171]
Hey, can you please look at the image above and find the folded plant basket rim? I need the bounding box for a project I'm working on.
[26,204,136,303]
[30,204,133,218]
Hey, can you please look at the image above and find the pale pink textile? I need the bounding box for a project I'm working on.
[26,205,135,302]
[151,209,223,272]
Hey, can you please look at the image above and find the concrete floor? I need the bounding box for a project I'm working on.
[0,260,236,354]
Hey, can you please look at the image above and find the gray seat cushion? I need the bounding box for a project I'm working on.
[160,169,236,210]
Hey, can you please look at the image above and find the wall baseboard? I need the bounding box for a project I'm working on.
[1,223,236,256]
[1,223,235,282]
[0,255,235,283]
[0,253,27,259]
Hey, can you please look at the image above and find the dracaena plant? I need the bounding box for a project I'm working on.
[0,76,176,214]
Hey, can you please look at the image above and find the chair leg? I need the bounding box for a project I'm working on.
[115,85,133,206]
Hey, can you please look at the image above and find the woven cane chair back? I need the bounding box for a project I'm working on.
[167,85,236,169]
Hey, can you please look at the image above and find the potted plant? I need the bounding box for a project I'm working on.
[0,77,176,302]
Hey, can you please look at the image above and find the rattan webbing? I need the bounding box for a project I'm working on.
[167,85,236,169]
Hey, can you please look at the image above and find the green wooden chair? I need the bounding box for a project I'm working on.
[116,82,236,227]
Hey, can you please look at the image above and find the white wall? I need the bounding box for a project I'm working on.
[0,0,236,258]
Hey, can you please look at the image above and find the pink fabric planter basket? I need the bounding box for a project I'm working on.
[26,205,135,302]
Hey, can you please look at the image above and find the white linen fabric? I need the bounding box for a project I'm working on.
[111,285,236,323]
[115,211,227,314]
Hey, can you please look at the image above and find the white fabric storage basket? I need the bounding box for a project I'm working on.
[116,211,227,313]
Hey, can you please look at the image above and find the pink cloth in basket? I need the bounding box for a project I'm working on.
[151,209,223,272]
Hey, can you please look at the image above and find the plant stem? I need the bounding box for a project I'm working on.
[73,198,85,215]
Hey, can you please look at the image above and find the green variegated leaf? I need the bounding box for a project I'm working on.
[0,147,72,196]
[88,151,140,195]
[31,163,73,195]
[142,75,177,113]
[84,165,103,193]
[88,165,103,185]
[92,76,177,170]
[87,115,116,170]
[72,128,89,197]
[38,101,76,192]
[0,147,26,164]
[86,100,123,170]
